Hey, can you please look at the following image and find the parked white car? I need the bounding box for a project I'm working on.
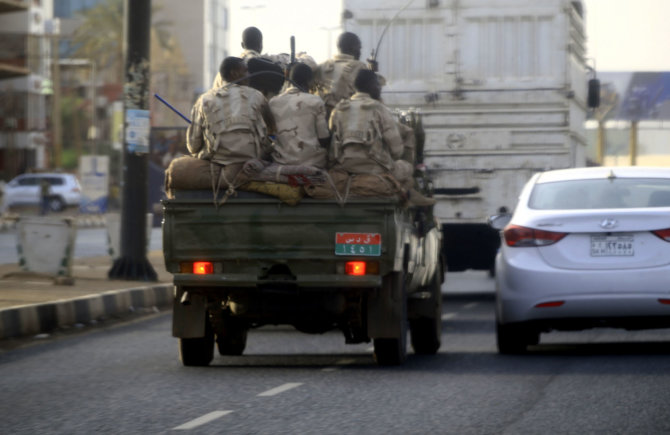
[490,166,670,354]
[1,173,82,213]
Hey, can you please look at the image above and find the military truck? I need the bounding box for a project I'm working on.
[162,157,443,366]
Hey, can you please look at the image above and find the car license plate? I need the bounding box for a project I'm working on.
[335,232,381,256]
[590,235,634,257]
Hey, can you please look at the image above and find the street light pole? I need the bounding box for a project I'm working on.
[108,0,156,281]
[51,33,62,169]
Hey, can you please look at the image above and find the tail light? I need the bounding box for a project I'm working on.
[193,262,213,274]
[503,224,567,247]
[652,228,670,242]
[180,261,214,274]
[343,261,379,276]
[346,261,366,276]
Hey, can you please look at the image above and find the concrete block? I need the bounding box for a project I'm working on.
[17,216,76,276]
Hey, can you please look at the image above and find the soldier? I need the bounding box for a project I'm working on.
[329,69,434,205]
[269,63,330,168]
[314,32,368,117]
[188,57,276,166]
[212,27,288,90]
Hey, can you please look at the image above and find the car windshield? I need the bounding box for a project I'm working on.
[529,178,670,210]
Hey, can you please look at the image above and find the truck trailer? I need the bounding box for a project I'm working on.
[344,0,597,272]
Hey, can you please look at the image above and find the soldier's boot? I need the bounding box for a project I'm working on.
[407,188,436,206]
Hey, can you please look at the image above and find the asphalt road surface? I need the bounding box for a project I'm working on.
[2,290,670,434]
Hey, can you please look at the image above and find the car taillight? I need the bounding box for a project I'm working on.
[652,228,670,242]
[503,224,567,247]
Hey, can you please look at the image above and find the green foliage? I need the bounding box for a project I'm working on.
[60,148,79,170]
[71,0,174,83]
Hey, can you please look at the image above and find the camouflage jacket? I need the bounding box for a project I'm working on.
[187,83,273,165]
[328,92,403,174]
[269,86,330,168]
[314,54,367,112]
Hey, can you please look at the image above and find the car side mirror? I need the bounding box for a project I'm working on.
[488,214,512,230]
[588,78,600,109]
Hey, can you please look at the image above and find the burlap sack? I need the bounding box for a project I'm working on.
[239,181,304,206]
[165,156,245,198]
[304,167,403,200]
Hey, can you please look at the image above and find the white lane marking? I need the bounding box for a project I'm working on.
[258,382,303,397]
[463,302,479,309]
[173,410,233,430]
[441,312,457,320]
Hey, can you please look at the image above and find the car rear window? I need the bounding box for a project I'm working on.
[529,178,670,209]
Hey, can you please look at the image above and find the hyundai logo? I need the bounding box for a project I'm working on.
[599,218,618,229]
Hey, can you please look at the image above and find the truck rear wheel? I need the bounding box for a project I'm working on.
[216,316,248,356]
[373,272,408,366]
[179,317,214,366]
[409,272,442,355]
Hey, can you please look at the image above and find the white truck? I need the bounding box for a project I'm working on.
[343,0,598,272]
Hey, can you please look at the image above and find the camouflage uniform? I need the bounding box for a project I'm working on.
[187,83,272,166]
[328,92,404,176]
[314,54,367,114]
[269,86,330,168]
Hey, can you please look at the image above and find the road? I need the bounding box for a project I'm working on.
[2,290,670,434]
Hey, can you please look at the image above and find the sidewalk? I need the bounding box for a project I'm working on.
[0,250,173,340]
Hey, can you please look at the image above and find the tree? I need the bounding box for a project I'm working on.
[70,0,174,84]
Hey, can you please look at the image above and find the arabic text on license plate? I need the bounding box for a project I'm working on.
[590,235,634,257]
[335,232,381,256]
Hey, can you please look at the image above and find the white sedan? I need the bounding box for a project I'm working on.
[490,166,670,354]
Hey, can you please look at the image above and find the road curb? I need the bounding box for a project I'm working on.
[0,284,173,340]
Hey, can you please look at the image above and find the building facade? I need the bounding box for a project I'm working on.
[0,0,53,180]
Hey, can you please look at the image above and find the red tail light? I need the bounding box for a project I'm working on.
[503,224,567,247]
[193,261,213,275]
[652,228,670,242]
[345,261,366,276]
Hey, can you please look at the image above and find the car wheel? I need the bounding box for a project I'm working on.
[496,321,539,355]
[215,315,248,356]
[409,272,442,355]
[179,316,214,366]
[374,272,408,366]
[48,196,65,212]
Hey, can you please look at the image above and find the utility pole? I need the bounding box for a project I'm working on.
[629,120,638,166]
[109,0,157,281]
[52,31,62,169]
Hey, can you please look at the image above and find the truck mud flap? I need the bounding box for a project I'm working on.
[172,288,207,338]
[367,272,405,339]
